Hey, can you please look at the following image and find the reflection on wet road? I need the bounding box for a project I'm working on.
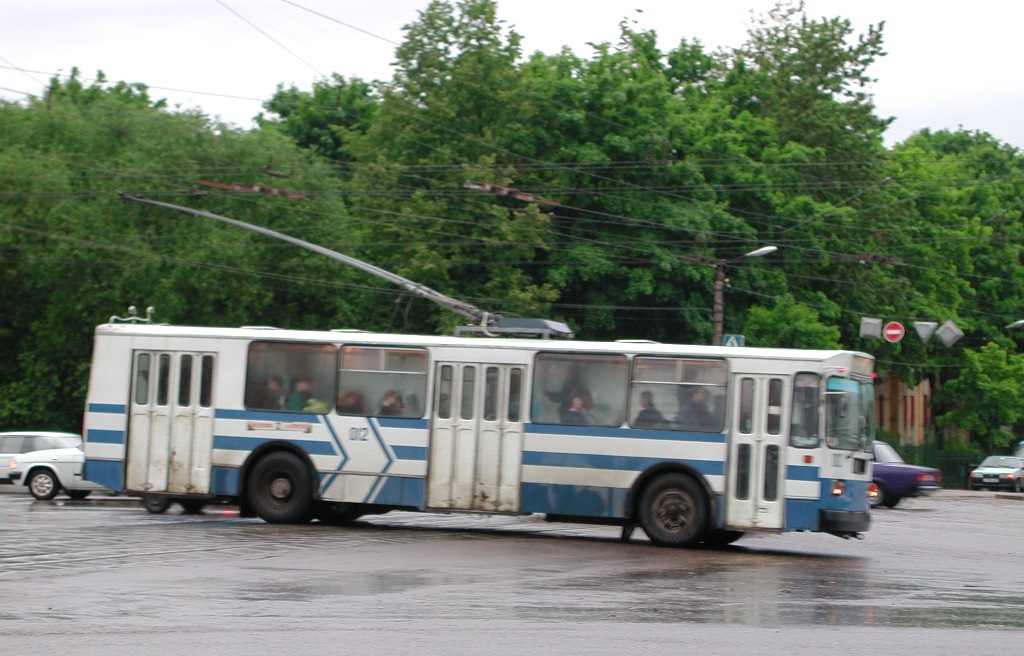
[1,489,1022,652]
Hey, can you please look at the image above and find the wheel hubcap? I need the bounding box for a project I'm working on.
[31,475,53,497]
[653,490,694,533]
[269,476,292,501]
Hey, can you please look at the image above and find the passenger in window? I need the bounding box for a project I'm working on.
[286,378,314,411]
[254,375,285,410]
[337,389,366,415]
[633,390,666,429]
[562,394,591,425]
[378,390,404,416]
[544,364,587,419]
[676,387,716,431]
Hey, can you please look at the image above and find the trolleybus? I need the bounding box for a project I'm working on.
[82,321,874,547]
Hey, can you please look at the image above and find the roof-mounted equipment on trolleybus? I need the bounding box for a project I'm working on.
[118,194,573,339]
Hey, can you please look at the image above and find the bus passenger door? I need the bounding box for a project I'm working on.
[427,363,525,512]
[725,375,787,530]
[126,351,216,495]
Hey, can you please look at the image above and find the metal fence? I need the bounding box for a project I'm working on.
[894,444,984,490]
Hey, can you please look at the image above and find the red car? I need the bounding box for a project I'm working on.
[870,441,943,508]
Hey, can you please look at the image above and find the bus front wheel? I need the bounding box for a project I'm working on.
[638,473,708,548]
[247,451,315,524]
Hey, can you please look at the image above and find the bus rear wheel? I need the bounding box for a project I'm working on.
[247,451,315,524]
[142,495,171,514]
[638,473,708,548]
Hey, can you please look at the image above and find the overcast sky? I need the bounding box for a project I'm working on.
[2,1,1022,148]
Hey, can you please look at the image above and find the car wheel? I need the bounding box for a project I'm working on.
[66,490,91,500]
[638,473,708,547]
[142,495,171,514]
[28,470,60,500]
[871,482,899,508]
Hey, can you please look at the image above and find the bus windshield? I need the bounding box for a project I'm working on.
[825,377,874,451]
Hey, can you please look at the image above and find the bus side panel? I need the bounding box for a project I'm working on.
[519,424,726,518]
[209,412,430,507]
[82,333,133,492]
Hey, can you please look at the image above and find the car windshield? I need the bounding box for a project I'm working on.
[873,441,904,464]
[979,456,1023,469]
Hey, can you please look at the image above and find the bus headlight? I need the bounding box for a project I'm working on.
[867,483,879,500]
[831,480,846,496]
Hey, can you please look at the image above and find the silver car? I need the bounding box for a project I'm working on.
[2,431,111,500]
[968,455,1024,492]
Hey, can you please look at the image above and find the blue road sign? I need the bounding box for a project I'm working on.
[723,334,745,347]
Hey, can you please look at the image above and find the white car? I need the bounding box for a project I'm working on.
[3,431,112,500]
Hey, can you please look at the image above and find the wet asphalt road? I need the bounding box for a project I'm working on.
[1,488,1022,655]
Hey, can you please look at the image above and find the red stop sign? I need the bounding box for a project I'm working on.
[883,321,905,343]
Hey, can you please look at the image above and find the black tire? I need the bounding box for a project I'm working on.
[246,451,315,524]
[881,491,901,508]
[179,500,206,514]
[315,501,365,525]
[142,495,171,514]
[28,470,60,500]
[872,482,900,508]
[66,490,91,500]
[638,473,709,547]
[703,529,744,548]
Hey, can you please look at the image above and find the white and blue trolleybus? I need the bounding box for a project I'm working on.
[82,321,875,547]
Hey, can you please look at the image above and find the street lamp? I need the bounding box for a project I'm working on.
[712,245,778,346]
[1006,320,1024,330]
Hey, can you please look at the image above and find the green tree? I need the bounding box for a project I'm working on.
[742,294,842,348]
[0,71,356,430]
[935,343,1024,453]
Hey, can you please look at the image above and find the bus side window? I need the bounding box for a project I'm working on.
[508,368,523,423]
[245,341,336,413]
[135,353,151,405]
[790,373,820,448]
[337,346,427,418]
[766,378,783,435]
[178,354,193,406]
[531,353,627,427]
[199,355,214,408]
[738,378,755,434]
[156,354,171,406]
[437,365,453,419]
[484,367,498,421]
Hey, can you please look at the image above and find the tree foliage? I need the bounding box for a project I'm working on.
[1,1,1024,454]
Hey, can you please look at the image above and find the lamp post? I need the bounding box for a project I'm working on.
[1006,320,1024,330]
[711,245,778,346]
